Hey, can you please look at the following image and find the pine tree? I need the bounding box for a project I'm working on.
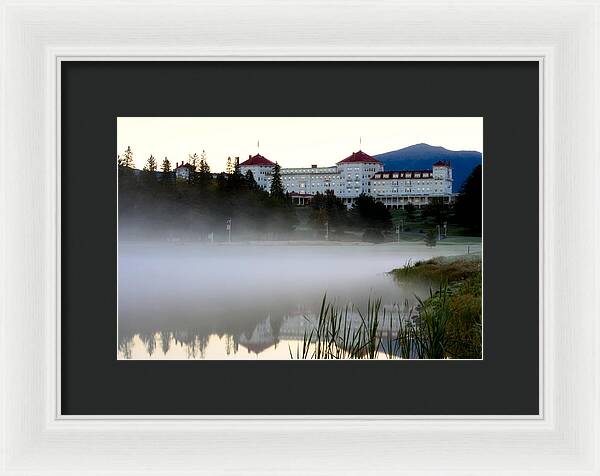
[404,202,416,221]
[244,169,257,189]
[199,150,210,174]
[270,162,285,198]
[424,228,437,247]
[121,146,134,168]
[161,157,171,173]
[453,164,482,235]
[225,157,234,175]
[143,155,157,172]
[233,157,241,175]
[189,153,199,171]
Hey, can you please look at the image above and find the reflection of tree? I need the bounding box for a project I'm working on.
[139,331,157,356]
[159,331,171,355]
[117,277,423,359]
[184,335,209,359]
[224,335,234,355]
[118,334,133,359]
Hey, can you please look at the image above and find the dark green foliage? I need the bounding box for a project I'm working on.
[421,196,450,226]
[362,228,385,243]
[390,255,482,359]
[453,164,482,235]
[413,287,451,358]
[391,255,481,283]
[244,170,258,190]
[143,155,157,172]
[403,202,416,221]
[161,157,171,173]
[310,190,347,235]
[424,228,437,247]
[118,165,297,241]
[269,162,285,198]
[349,193,392,231]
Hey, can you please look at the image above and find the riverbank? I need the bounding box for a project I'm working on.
[390,254,482,359]
[389,252,481,282]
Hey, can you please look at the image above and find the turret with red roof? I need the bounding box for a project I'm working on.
[337,150,383,166]
[239,153,277,191]
[336,150,384,200]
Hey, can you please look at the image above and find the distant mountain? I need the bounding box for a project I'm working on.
[374,143,482,193]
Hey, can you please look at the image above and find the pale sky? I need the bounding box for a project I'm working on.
[117,117,483,172]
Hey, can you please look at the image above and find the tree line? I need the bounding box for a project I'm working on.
[117,147,481,242]
[118,147,297,241]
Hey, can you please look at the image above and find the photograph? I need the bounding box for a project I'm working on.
[117,117,483,360]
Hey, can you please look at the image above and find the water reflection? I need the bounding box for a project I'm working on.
[118,243,474,359]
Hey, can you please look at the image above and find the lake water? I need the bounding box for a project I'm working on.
[117,241,479,359]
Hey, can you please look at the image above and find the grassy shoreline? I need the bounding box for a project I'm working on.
[391,254,482,359]
[390,253,481,283]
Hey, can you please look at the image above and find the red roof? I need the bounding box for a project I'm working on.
[337,150,382,165]
[239,154,276,167]
[175,162,195,170]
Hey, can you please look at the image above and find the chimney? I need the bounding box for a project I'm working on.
[249,155,252,160]
[311,164,317,168]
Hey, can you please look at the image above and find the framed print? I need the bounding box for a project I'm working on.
[61,61,538,416]
[1,1,599,475]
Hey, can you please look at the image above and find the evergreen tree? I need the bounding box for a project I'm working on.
[310,190,347,234]
[349,193,392,230]
[453,165,482,235]
[424,228,437,247]
[225,157,234,175]
[191,151,211,188]
[120,146,134,168]
[270,162,285,198]
[233,157,241,175]
[189,153,200,171]
[199,150,211,174]
[161,157,171,172]
[421,196,449,226]
[143,155,157,172]
[244,170,258,189]
[404,202,416,221]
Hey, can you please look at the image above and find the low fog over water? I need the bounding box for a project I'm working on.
[118,242,477,359]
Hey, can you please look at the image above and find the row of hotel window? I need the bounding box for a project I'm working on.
[375,172,433,179]
[286,179,440,187]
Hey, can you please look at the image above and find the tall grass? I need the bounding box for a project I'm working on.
[288,285,458,359]
[413,284,451,359]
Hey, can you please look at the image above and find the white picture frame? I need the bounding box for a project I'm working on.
[1,0,598,474]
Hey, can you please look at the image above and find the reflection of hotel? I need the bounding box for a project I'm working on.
[238,316,276,355]
[239,150,453,208]
[279,307,413,341]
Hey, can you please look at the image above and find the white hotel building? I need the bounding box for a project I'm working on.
[239,150,453,209]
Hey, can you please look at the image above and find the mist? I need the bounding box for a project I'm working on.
[117,240,474,359]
